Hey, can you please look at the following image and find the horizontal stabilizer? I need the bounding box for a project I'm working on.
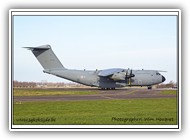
[98,68,125,77]
[23,44,51,50]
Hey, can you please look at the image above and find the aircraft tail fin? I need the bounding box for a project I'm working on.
[24,45,65,70]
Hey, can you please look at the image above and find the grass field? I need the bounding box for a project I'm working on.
[13,88,97,96]
[13,98,177,125]
[160,90,177,95]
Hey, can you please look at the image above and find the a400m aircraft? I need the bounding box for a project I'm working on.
[24,45,166,89]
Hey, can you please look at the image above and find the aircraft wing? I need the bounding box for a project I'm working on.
[98,68,124,77]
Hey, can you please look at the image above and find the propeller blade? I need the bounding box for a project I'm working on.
[130,69,135,77]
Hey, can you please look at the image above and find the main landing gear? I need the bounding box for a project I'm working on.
[101,88,116,90]
[147,86,152,90]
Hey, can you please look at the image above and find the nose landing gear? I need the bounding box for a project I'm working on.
[147,86,152,90]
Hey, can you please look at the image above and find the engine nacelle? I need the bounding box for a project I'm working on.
[110,72,126,81]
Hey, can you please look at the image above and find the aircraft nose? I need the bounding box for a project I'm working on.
[162,76,166,82]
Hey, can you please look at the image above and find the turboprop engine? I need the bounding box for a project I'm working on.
[110,69,135,81]
[110,71,126,81]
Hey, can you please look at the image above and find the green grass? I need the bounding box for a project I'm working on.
[13,88,97,96]
[160,90,177,95]
[13,98,177,125]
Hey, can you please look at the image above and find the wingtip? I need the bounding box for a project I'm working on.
[157,70,167,72]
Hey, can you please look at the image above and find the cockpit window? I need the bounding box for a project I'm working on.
[156,72,160,75]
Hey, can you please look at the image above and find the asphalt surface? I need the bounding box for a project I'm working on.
[13,88,177,102]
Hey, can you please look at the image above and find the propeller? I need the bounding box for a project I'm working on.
[130,69,135,77]
[126,69,135,86]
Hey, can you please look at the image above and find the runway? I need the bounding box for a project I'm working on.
[13,88,177,102]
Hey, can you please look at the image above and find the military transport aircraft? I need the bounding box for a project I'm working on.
[24,45,166,89]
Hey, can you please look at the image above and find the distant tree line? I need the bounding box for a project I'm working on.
[156,81,177,88]
[13,81,37,88]
[13,80,81,88]
[13,80,177,88]
[13,81,65,88]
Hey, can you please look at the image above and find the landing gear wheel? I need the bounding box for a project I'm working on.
[147,86,152,90]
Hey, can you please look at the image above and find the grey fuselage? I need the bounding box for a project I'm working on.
[43,68,165,88]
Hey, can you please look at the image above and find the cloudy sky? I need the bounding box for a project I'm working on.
[13,12,178,83]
